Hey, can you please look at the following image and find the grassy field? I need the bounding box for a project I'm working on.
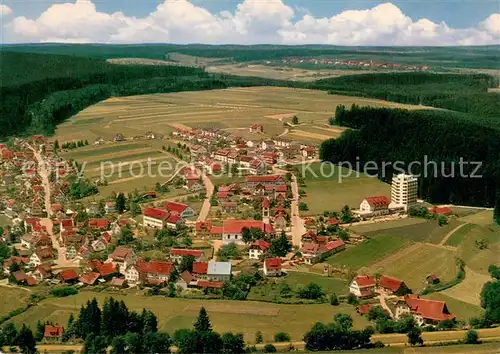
[441,266,492,306]
[248,272,347,302]
[459,210,495,226]
[350,218,427,234]
[299,162,391,215]
[7,290,370,343]
[0,286,31,316]
[326,235,410,270]
[425,293,484,322]
[360,218,464,244]
[363,243,458,292]
[457,223,500,275]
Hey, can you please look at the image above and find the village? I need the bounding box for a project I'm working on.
[0,128,470,344]
[272,57,430,71]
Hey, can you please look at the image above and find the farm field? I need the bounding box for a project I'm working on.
[441,266,493,306]
[55,86,435,148]
[350,218,427,234]
[459,210,495,226]
[0,286,31,316]
[363,243,458,292]
[326,235,410,270]
[298,162,391,215]
[457,223,500,275]
[6,290,370,343]
[361,218,464,244]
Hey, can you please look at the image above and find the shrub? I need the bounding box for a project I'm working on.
[465,329,479,344]
[274,332,290,342]
[51,287,78,297]
[330,293,339,306]
[263,344,277,353]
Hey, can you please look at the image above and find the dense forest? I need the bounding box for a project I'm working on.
[0,51,289,139]
[4,44,500,69]
[321,105,500,208]
[312,73,500,128]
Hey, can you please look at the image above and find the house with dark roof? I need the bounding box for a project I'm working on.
[106,247,135,274]
[395,294,455,326]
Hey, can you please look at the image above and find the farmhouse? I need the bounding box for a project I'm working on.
[57,269,79,283]
[349,275,376,298]
[170,249,204,264]
[395,294,455,326]
[29,247,55,267]
[138,260,175,286]
[3,256,29,274]
[221,220,275,245]
[248,239,270,259]
[44,325,64,343]
[300,240,345,265]
[378,275,410,295]
[192,261,209,280]
[79,272,100,286]
[263,258,282,277]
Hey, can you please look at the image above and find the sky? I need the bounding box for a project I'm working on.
[0,0,499,45]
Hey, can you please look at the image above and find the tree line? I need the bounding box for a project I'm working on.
[312,72,500,127]
[321,104,500,209]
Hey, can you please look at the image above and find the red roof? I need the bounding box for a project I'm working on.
[109,247,134,261]
[165,201,189,214]
[327,218,339,225]
[61,219,73,228]
[404,295,455,321]
[96,262,117,277]
[139,261,174,275]
[192,262,208,274]
[171,249,203,257]
[3,256,29,269]
[430,207,453,215]
[222,220,274,235]
[275,185,287,192]
[252,239,271,251]
[354,275,376,288]
[197,280,223,289]
[79,272,100,285]
[301,243,320,254]
[58,269,79,281]
[210,226,223,235]
[358,304,373,315]
[88,218,109,229]
[144,207,170,220]
[196,220,212,232]
[51,204,63,212]
[264,257,282,270]
[88,259,103,270]
[320,240,345,253]
[246,175,284,183]
[217,191,229,199]
[44,325,64,339]
[366,196,390,207]
[262,197,270,209]
[379,275,404,292]
[167,214,182,224]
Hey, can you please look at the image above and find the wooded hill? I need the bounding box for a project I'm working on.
[321,105,500,208]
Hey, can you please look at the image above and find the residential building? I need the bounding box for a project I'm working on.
[221,220,275,245]
[43,325,64,343]
[207,262,232,282]
[192,261,208,280]
[395,295,455,326]
[349,275,376,298]
[106,247,135,274]
[300,240,345,264]
[246,175,285,189]
[248,240,270,260]
[378,275,408,295]
[165,202,195,218]
[263,258,282,277]
[138,260,175,286]
[29,247,55,267]
[57,269,79,283]
[390,174,418,211]
[79,272,100,286]
[170,249,204,264]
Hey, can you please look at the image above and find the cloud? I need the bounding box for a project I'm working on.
[5,0,500,45]
[0,4,13,17]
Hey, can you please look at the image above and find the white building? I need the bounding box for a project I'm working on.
[207,262,232,282]
[390,174,418,211]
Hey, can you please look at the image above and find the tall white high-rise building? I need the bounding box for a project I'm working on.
[390,173,418,211]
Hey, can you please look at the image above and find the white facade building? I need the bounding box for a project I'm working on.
[390,174,418,211]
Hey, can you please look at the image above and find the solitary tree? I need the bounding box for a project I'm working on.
[194,307,212,332]
[465,329,479,344]
[292,116,299,125]
[407,327,424,346]
[116,193,126,213]
[255,331,263,344]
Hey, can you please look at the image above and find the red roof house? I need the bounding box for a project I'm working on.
[263,257,282,276]
[379,275,408,294]
[398,294,455,325]
[79,272,100,285]
[44,325,64,342]
[57,269,79,283]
